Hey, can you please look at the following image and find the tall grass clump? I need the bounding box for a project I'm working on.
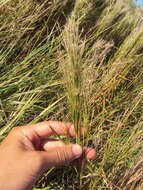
[59,0,97,147]
[60,19,85,145]
[59,10,98,189]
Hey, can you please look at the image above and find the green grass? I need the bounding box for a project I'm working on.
[0,0,143,189]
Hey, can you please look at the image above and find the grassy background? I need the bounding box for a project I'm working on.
[0,0,143,189]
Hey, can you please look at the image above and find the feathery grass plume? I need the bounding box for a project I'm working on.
[59,13,101,190]
[87,26,143,112]
[59,0,100,146]
[59,17,85,145]
[59,0,98,146]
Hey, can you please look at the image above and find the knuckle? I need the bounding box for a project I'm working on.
[10,127,20,135]
[4,127,21,143]
[56,148,71,164]
[56,150,65,164]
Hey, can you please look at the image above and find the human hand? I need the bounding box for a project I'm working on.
[0,121,96,190]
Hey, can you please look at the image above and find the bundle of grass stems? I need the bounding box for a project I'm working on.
[0,0,143,189]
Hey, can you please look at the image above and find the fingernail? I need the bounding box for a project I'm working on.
[69,125,76,136]
[71,124,75,130]
[72,144,82,158]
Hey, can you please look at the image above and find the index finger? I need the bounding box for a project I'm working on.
[23,121,76,138]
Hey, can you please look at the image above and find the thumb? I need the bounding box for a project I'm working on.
[40,144,83,169]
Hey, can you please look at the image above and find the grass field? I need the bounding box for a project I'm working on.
[0,0,143,189]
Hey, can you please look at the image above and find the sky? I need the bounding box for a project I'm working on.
[134,0,143,6]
